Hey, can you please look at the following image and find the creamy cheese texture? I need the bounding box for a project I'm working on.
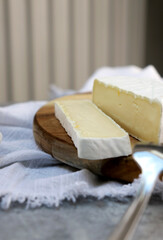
[55,99,132,160]
[93,76,163,144]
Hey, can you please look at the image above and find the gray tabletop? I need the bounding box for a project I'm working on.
[0,196,162,240]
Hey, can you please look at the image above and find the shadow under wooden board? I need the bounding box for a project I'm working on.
[33,93,142,183]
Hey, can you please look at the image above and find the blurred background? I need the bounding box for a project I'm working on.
[0,0,162,104]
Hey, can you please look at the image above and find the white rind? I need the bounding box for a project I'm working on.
[55,101,132,160]
[97,76,163,102]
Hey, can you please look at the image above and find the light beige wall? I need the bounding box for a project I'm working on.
[0,0,147,103]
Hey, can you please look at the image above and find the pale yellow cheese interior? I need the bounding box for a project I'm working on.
[93,80,162,143]
[56,100,127,138]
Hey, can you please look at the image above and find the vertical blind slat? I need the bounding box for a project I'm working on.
[8,0,29,102]
[26,0,34,100]
[108,0,115,66]
[128,0,147,66]
[3,0,13,102]
[93,0,110,69]
[47,0,54,86]
[119,0,130,65]
[136,0,147,67]
[53,0,70,89]
[112,0,125,65]
[128,0,140,65]
[0,0,7,103]
[30,0,49,100]
[73,0,90,90]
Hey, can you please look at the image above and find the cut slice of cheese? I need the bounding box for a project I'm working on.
[93,76,163,144]
[55,99,132,160]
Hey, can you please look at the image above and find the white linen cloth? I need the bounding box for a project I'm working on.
[0,65,163,209]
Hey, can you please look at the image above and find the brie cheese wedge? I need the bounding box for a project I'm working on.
[55,99,131,160]
[93,76,163,144]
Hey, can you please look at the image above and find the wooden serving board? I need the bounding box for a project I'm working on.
[33,93,142,183]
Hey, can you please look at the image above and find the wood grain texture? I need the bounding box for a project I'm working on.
[33,93,142,183]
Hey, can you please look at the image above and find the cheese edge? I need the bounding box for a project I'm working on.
[93,78,163,144]
[54,101,132,160]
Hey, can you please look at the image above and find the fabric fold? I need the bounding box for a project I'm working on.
[0,65,163,209]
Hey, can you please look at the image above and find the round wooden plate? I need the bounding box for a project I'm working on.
[33,93,141,183]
